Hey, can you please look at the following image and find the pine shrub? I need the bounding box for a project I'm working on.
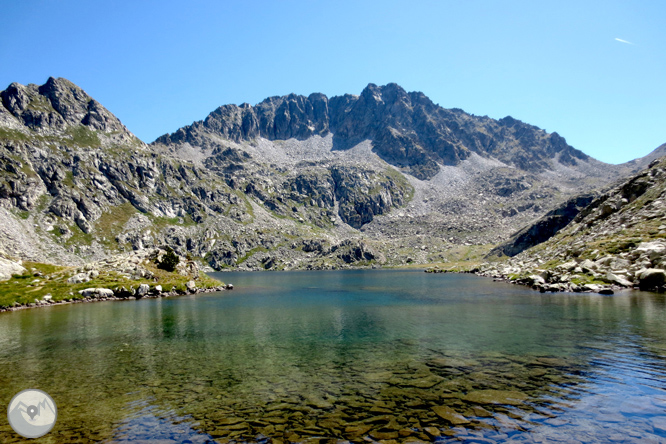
[156,246,180,272]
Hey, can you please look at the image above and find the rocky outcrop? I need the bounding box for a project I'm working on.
[156,93,330,149]
[473,158,666,293]
[331,239,385,264]
[155,83,598,181]
[331,166,408,228]
[489,193,597,257]
[0,249,26,280]
[1,77,134,141]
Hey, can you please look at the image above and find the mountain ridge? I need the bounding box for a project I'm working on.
[0,77,661,275]
[153,82,600,181]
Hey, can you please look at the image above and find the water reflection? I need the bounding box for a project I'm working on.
[102,400,218,444]
[0,271,664,443]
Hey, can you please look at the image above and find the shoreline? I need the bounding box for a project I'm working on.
[0,248,232,314]
[425,266,623,295]
[7,259,658,315]
[0,284,233,314]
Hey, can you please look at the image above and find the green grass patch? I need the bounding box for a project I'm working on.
[0,259,223,309]
[94,203,139,247]
[27,95,55,113]
[66,125,101,147]
[606,238,642,254]
[62,223,94,247]
[0,128,30,142]
[236,246,268,264]
[396,244,494,270]
[97,202,138,228]
[150,213,197,228]
[570,276,609,286]
[238,192,255,219]
[62,171,75,187]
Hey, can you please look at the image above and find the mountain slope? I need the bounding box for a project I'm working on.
[0,78,411,269]
[487,192,597,257]
[0,78,642,272]
[152,82,630,258]
[476,157,666,292]
[155,83,606,181]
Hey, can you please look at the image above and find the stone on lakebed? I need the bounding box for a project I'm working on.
[462,389,527,406]
[431,405,469,425]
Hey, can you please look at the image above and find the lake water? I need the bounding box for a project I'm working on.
[1,270,666,443]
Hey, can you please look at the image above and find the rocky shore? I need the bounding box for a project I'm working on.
[0,283,232,313]
[0,247,231,313]
[427,158,666,296]
[474,242,666,295]
[427,238,666,295]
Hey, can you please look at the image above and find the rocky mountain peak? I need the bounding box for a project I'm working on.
[1,76,661,274]
[0,77,132,139]
[38,77,90,123]
[154,83,604,180]
[359,82,410,107]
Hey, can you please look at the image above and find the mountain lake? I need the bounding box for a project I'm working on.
[1,269,665,443]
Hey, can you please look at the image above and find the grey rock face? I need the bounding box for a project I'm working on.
[490,193,597,257]
[331,166,408,229]
[1,78,129,136]
[155,83,595,181]
[157,93,331,148]
[475,157,666,294]
[0,78,646,272]
[0,253,26,280]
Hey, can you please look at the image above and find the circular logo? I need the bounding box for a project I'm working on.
[7,389,57,438]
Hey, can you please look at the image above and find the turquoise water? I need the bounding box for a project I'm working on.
[1,270,665,443]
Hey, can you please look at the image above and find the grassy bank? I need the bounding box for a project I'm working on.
[394,243,494,272]
[0,260,224,310]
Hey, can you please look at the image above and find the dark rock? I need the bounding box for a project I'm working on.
[639,269,666,291]
[331,166,409,228]
[333,239,379,264]
[489,193,596,257]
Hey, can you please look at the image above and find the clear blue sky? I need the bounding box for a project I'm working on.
[1,0,664,164]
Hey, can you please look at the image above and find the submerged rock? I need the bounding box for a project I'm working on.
[431,405,469,425]
[462,390,527,406]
